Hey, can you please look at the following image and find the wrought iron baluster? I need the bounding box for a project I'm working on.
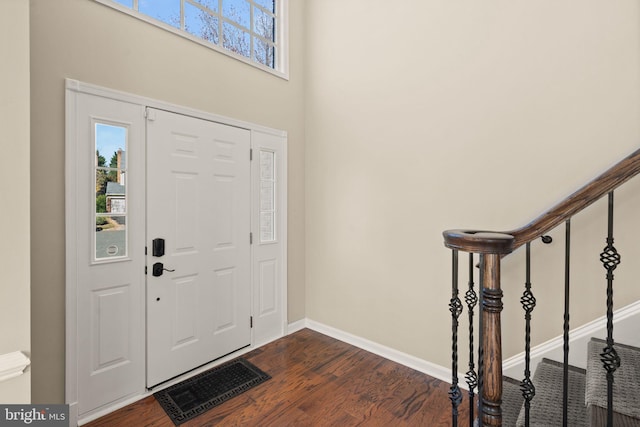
[562,219,571,427]
[520,243,536,427]
[599,191,621,427]
[477,254,485,426]
[449,249,463,426]
[465,253,478,426]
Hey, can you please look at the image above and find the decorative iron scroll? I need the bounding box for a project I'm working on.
[449,250,463,426]
[520,243,536,427]
[465,253,478,425]
[599,192,621,427]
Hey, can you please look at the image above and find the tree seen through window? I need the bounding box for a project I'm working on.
[112,0,279,70]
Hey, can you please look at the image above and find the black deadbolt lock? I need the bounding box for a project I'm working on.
[152,238,165,257]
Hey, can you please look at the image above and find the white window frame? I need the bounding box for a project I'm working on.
[92,119,131,263]
[93,0,289,79]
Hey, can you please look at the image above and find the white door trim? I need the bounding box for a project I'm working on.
[64,80,285,136]
[65,79,288,425]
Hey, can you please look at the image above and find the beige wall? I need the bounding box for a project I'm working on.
[30,0,306,403]
[0,0,31,403]
[28,0,640,406]
[305,0,640,368]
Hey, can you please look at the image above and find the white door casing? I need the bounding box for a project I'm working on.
[145,109,251,388]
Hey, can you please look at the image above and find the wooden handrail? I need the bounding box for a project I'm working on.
[444,147,640,252]
[443,147,640,426]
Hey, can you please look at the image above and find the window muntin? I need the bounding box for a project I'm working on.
[185,3,219,43]
[99,0,284,75]
[95,122,129,261]
[223,0,250,28]
[223,21,250,58]
[253,0,274,11]
[139,0,180,28]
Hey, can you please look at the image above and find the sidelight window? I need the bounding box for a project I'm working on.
[259,149,276,243]
[94,122,128,261]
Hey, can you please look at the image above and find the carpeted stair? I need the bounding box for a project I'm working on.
[586,338,640,427]
[514,358,587,427]
[500,339,640,427]
[502,377,524,426]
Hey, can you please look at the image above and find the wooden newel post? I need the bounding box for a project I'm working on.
[481,253,503,426]
[443,230,514,427]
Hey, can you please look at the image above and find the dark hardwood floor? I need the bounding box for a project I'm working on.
[85,329,470,426]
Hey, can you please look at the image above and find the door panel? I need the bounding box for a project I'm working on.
[92,285,131,371]
[146,109,251,387]
[174,175,198,250]
[212,268,236,332]
[172,275,199,348]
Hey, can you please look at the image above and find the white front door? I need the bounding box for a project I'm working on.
[145,108,251,388]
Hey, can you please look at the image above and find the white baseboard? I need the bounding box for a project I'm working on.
[286,318,307,334]
[503,300,640,379]
[289,303,640,391]
[288,319,456,386]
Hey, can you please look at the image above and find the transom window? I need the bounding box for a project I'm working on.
[98,0,286,76]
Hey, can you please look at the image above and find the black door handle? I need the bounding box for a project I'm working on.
[152,262,175,277]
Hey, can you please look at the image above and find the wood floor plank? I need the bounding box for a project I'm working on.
[84,329,469,426]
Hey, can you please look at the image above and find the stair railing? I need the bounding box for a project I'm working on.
[444,147,640,427]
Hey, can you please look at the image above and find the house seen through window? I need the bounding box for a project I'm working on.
[106,0,282,72]
[95,122,128,260]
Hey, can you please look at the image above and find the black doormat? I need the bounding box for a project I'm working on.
[154,358,271,425]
